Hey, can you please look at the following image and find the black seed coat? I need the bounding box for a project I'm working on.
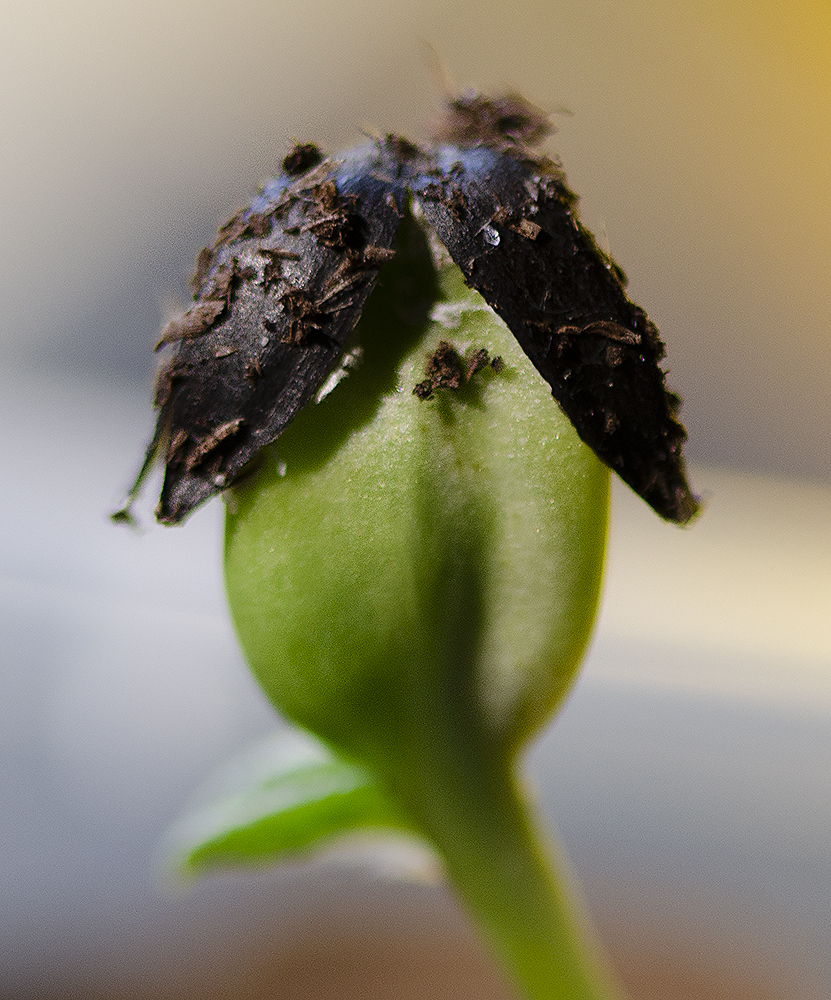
[144,144,412,524]
[118,94,698,526]
[413,146,697,524]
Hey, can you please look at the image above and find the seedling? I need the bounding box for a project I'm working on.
[119,92,697,1000]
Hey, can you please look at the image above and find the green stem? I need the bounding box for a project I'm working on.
[389,742,624,1000]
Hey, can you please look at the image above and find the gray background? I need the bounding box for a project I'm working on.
[2,2,830,997]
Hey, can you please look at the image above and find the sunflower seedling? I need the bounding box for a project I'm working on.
[120,91,697,1000]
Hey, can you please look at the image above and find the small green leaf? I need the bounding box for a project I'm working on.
[166,730,415,875]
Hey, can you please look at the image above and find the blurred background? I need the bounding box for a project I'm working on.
[2,1,830,998]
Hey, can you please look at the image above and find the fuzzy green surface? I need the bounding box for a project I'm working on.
[224,217,609,783]
[222,219,619,1000]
